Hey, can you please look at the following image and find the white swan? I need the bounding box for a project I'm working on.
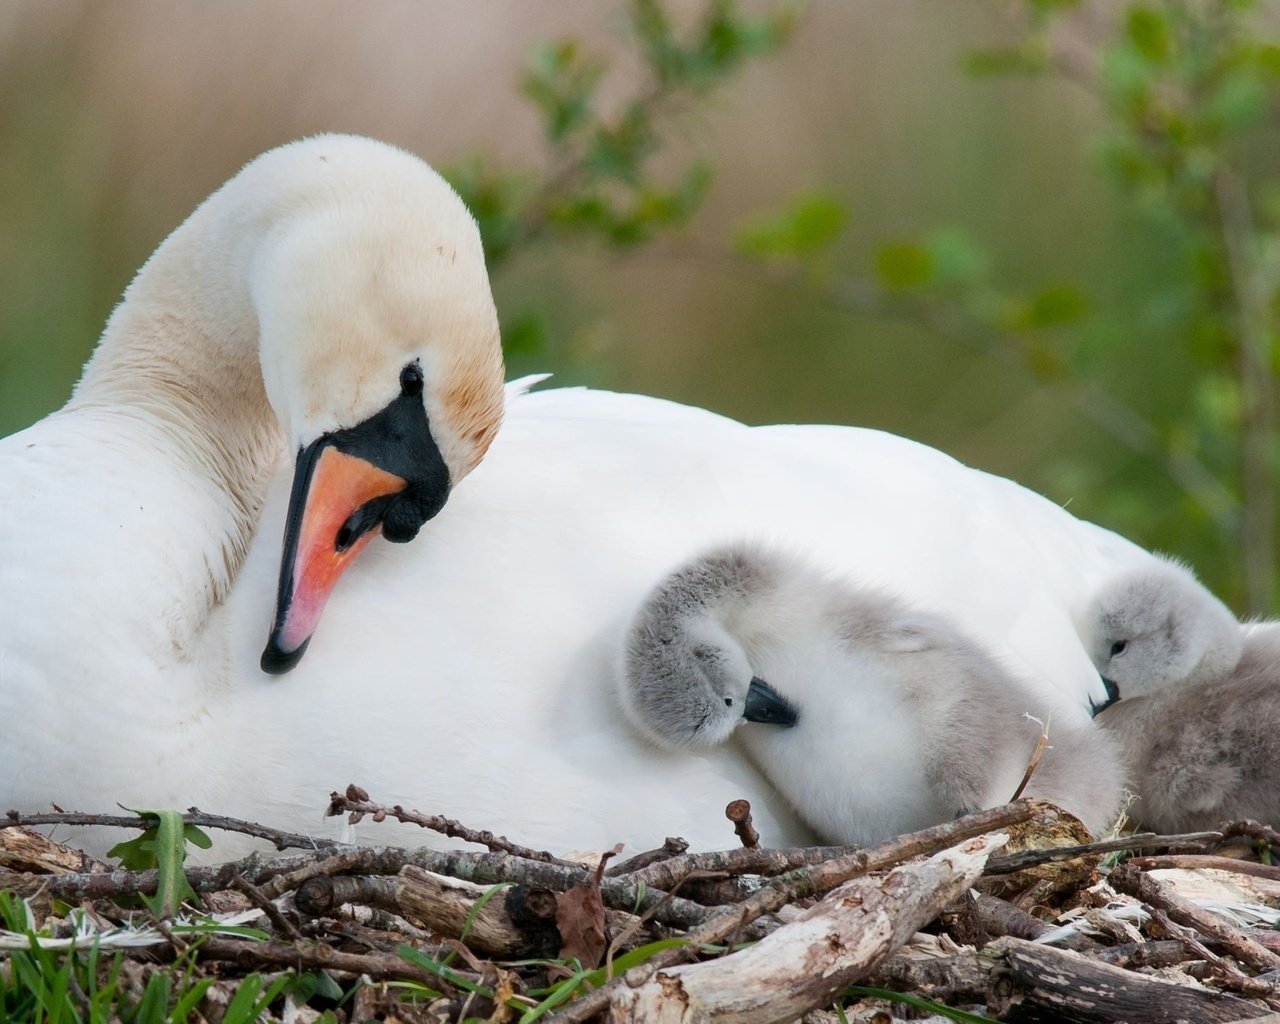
[619,543,1124,843]
[1,134,1157,859]
[1085,560,1279,831]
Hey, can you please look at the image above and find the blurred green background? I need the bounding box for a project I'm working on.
[1,0,1278,610]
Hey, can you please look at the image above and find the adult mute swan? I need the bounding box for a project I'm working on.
[1,134,1154,858]
[1085,560,1280,831]
[619,543,1124,843]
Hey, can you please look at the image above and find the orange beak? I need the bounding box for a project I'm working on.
[261,445,406,673]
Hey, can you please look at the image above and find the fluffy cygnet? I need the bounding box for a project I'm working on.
[1084,555,1243,702]
[1087,560,1279,832]
[620,543,1125,845]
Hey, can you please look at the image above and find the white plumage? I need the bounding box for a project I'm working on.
[0,134,1158,859]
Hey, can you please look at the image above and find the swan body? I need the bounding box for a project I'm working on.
[1087,561,1280,831]
[1,134,1154,859]
[620,543,1125,843]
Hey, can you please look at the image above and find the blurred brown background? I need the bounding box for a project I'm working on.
[0,1,1264,601]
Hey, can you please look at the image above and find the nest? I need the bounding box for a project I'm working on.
[2,790,1279,1023]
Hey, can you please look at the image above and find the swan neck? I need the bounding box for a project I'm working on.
[67,181,288,609]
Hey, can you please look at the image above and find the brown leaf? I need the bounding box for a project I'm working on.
[555,843,623,968]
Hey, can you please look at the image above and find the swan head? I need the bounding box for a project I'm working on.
[1084,556,1242,701]
[239,137,503,672]
[620,574,799,749]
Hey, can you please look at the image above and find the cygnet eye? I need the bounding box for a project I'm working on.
[1110,640,1128,657]
[723,697,733,708]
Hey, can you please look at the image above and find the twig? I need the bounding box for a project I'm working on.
[229,871,301,939]
[293,874,399,917]
[1217,819,1280,852]
[1110,863,1280,975]
[327,785,578,866]
[607,837,689,876]
[615,844,859,892]
[984,831,1222,874]
[1127,855,1280,882]
[1009,716,1050,802]
[193,936,464,992]
[1093,940,1194,970]
[724,800,759,849]
[1147,908,1278,1000]
[602,833,1008,1024]
[4,809,341,852]
[550,801,1039,1024]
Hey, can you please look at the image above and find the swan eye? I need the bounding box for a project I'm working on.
[400,361,424,397]
[1110,640,1127,657]
[724,697,733,707]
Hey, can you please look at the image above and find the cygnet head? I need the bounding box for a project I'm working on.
[620,554,799,750]
[133,136,505,673]
[1085,555,1242,700]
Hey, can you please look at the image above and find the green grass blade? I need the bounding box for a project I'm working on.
[841,985,995,1023]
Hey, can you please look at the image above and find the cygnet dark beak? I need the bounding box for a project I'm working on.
[743,676,799,728]
[1090,677,1121,718]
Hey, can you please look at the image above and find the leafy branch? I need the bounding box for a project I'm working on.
[445,0,800,270]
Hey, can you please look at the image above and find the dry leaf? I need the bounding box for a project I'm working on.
[555,843,623,967]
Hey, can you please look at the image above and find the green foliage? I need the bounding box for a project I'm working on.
[729,0,1280,611]
[0,891,290,1024]
[107,810,211,918]
[1001,0,1280,611]
[840,984,996,1023]
[444,0,798,279]
[736,193,847,261]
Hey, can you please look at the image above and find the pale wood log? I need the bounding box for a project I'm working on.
[988,936,1270,1023]
[873,938,1269,1022]
[604,832,1007,1024]
[0,826,98,874]
[396,865,562,957]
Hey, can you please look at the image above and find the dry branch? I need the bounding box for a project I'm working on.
[988,936,1270,1023]
[604,832,1006,1024]
[724,800,759,849]
[396,866,562,957]
[4,809,341,852]
[1111,862,1280,975]
[982,830,1223,874]
[328,784,578,865]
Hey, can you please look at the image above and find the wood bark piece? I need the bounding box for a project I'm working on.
[396,866,562,958]
[987,936,1268,1023]
[0,826,99,874]
[1111,863,1280,975]
[602,832,1007,1024]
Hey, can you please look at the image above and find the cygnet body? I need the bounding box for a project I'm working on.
[620,543,1124,845]
[1087,558,1280,832]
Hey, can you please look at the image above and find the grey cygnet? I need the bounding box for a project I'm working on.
[1088,558,1280,832]
[1085,554,1242,702]
[619,543,1124,845]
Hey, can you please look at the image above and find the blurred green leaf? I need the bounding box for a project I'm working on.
[522,42,605,142]
[1207,69,1268,129]
[736,193,847,258]
[874,242,933,290]
[1126,7,1172,64]
[965,46,1048,77]
[924,229,988,287]
[1013,284,1090,329]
